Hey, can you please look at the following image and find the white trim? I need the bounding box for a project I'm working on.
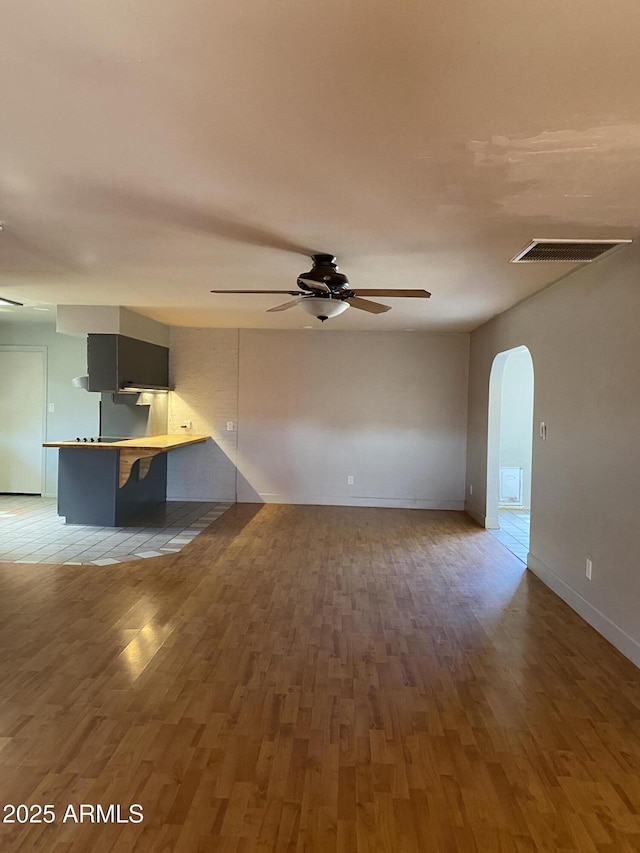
[239,494,465,510]
[464,502,499,528]
[464,503,484,526]
[527,553,640,669]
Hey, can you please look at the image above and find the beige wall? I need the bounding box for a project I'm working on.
[466,241,640,666]
[237,330,469,508]
[167,328,469,509]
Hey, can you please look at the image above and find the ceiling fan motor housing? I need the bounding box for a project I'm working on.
[297,253,351,295]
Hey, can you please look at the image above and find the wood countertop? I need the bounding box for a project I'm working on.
[44,434,210,487]
[43,434,209,451]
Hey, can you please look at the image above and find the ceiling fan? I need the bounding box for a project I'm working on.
[59,183,431,319]
[211,253,431,322]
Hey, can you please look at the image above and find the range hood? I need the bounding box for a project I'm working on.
[86,334,173,393]
[72,374,89,390]
[72,375,174,394]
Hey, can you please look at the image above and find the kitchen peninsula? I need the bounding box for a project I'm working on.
[43,434,209,526]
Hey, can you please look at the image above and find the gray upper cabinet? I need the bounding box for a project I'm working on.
[87,334,170,392]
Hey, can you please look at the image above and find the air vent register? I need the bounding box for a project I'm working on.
[510,239,631,264]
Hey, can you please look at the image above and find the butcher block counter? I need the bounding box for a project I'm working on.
[43,434,209,526]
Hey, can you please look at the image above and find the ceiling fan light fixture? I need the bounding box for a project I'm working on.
[299,297,349,322]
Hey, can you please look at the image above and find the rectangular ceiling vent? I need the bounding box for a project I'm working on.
[510,239,632,263]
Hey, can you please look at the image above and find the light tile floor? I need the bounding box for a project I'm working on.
[489,508,530,564]
[0,495,232,566]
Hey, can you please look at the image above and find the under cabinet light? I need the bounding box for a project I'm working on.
[119,383,174,393]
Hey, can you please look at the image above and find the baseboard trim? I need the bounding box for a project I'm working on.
[465,505,485,526]
[463,502,498,529]
[167,495,236,503]
[527,552,640,669]
[239,494,465,511]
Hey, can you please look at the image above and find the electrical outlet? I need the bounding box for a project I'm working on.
[347,475,354,485]
[226,421,235,431]
[180,421,192,431]
[539,421,547,440]
[47,402,55,413]
[586,558,592,580]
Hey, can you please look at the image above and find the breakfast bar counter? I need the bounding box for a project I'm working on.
[44,434,209,526]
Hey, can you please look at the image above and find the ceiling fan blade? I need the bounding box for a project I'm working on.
[266,298,303,313]
[347,296,391,314]
[354,289,431,298]
[64,181,317,256]
[210,290,300,294]
[0,223,79,273]
[297,277,331,292]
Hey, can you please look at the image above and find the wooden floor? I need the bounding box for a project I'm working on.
[1,505,639,852]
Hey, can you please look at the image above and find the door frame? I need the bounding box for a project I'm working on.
[0,345,48,495]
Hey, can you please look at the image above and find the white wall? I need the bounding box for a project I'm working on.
[499,348,533,508]
[0,322,99,496]
[237,330,469,508]
[56,306,170,346]
[465,241,640,667]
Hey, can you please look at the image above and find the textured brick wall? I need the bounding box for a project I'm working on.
[167,328,239,501]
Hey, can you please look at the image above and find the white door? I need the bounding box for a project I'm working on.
[0,349,45,493]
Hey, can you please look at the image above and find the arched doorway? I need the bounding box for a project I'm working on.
[486,346,534,562]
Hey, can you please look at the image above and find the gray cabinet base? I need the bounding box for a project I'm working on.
[58,448,168,526]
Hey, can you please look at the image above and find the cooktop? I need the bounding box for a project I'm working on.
[73,436,129,443]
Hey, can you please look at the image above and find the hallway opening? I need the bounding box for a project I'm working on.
[486,345,534,563]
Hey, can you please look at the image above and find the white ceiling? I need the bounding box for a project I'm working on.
[1,0,639,331]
